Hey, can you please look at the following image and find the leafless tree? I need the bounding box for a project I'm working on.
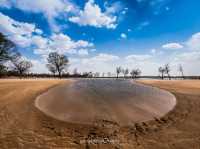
[122,68,129,78]
[158,66,165,80]
[11,54,33,77]
[164,64,171,80]
[178,64,184,79]
[46,52,69,78]
[88,72,93,77]
[46,64,56,76]
[130,69,141,79]
[116,66,122,78]
[0,33,18,75]
[94,72,100,77]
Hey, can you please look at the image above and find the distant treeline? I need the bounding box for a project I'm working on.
[1,32,199,80]
[0,71,90,78]
[1,71,200,80]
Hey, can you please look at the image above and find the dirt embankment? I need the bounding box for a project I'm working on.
[0,79,200,149]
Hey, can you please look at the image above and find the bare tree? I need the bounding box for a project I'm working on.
[0,33,18,75]
[88,72,93,78]
[46,52,69,78]
[11,54,33,77]
[130,69,141,79]
[164,64,171,80]
[178,64,184,79]
[158,67,165,80]
[116,66,122,78]
[122,68,129,78]
[94,72,100,77]
[46,64,56,76]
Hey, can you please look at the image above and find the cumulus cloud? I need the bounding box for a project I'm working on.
[32,35,48,49]
[0,0,76,32]
[0,12,38,47]
[186,32,200,51]
[0,13,94,57]
[162,42,183,50]
[33,33,93,56]
[35,28,43,35]
[69,0,117,29]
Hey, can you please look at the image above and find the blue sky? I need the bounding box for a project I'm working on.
[0,0,200,75]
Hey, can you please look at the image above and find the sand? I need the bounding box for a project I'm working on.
[35,79,176,126]
[0,79,200,149]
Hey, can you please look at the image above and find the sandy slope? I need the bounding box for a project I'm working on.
[137,80,200,149]
[0,79,200,149]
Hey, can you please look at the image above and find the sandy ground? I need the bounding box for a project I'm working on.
[35,79,176,125]
[0,79,200,149]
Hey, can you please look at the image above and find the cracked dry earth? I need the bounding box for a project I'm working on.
[0,79,200,149]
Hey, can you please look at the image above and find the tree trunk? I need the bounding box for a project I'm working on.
[19,71,23,79]
[167,73,171,80]
[181,72,184,79]
[58,71,61,79]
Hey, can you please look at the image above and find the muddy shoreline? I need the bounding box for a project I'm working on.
[35,79,176,126]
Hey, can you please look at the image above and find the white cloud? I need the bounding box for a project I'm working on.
[0,13,94,57]
[49,33,93,53]
[171,51,200,75]
[186,32,200,51]
[0,13,35,35]
[32,35,48,49]
[70,53,120,73]
[150,49,156,54]
[120,33,127,39]
[69,53,162,75]
[174,51,200,62]
[121,10,126,14]
[162,42,183,50]
[35,28,43,35]
[32,33,93,56]
[30,59,49,73]
[0,12,39,47]
[0,0,77,32]
[125,54,152,61]
[83,53,119,63]
[69,0,117,29]
[78,49,89,56]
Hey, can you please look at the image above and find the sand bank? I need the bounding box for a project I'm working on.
[1,79,200,149]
